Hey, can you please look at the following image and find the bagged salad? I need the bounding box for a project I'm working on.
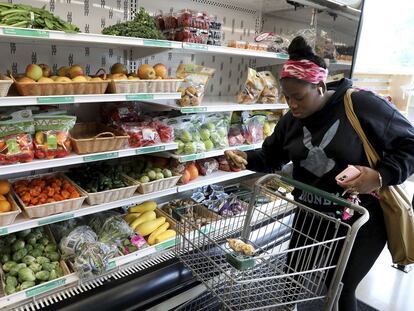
[176,64,215,107]
[0,110,34,165]
[33,114,76,159]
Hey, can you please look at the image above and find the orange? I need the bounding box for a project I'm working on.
[0,180,10,195]
[0,194,6,201]
[0,200,11,213]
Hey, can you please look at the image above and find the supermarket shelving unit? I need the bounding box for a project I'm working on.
[0,0,357,309]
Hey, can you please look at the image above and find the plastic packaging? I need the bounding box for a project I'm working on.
[236,68,264,104]
[228,124,246,146]
[254,32,290,53]
[59,226,98,258]
[33,115,76,159]
[176,64,215,107]
[258,71,278,103]
[196,158,219,176]
[149,120,174,143]
[202,113,231,150]
[0,110,34,165]
[242,112,266,144]
[98,215,134,245]
[121,122,161,148]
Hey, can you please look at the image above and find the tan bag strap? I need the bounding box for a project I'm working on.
[344,89,381,169]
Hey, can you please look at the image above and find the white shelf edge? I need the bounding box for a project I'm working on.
[177,170,255,192]
[168,143,262,163]
[180,102,289,113]
[0,143,178,176]
[0,93,181,107]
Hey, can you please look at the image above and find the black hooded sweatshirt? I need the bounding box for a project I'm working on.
[247,78,414,213]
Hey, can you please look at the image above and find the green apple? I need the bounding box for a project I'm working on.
[206,123,216,131]
[181,131,192,143]
[162,169,172,178]
[147,170,156,181]
[204,139,214,151]
[192,131,201,142]
[184,142,196,154]
[200,128,211,140]
[154,168,162,173]
[140,176,150,183]
[155,172,164,180]
[217,128,227,137]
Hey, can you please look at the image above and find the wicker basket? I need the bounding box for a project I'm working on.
[130,175,181,194]
[11,173,87,219]
[108,79,183,94]
[0,80,13,97]
[15,80,109,96]
[0,194,21,226]
[70,123,129,154]
[69,174,139,206]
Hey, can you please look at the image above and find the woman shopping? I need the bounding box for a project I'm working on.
[225,36,414,311]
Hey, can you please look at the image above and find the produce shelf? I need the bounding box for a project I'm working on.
[177,170,255,192]
[166,143,263,163]
[0,93,181,107]
[0,187,177,236]
[0,143,178,176]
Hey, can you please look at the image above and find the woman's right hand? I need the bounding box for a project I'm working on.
[224,150,248,170]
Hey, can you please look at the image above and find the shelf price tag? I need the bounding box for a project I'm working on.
[3,27,49,38]
[107,261,117,270]
[181,107,208,113]
[37,96,75,104]
[26,279,66,297]
[38,213,74,226]
[126,94,154,101]
[143,40,172,47]
[0,227,8,236]
[83,152,119,162]
[183,43,208,50]
[277,53,289,59]
[155,239,175,251]
[136,145,166,155]
[180,153,205,162]
[237,145,255,152]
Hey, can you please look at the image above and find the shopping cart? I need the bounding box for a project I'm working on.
[175,174,369,311]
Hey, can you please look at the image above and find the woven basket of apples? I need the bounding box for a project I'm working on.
[108,63,183,94]
[14,64,109,96]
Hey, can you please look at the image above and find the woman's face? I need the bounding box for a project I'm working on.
[280,78,323,119]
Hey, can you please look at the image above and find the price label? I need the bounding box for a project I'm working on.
[126,94,154,101]
[135,145,166,155]
[37,96,74,104]
[155,239,175,251]
[277,53,289,59]
[181,107,208,113]
[180,153,205,162]
[237,145,255,152]
[38,213,74,226]
[83,152,119,162]
[3,27,49,38]
[107,261,117,270]
[143,40,172,47]
[183,43,208,50]
[26,279,66,297]
[0,227,8,236]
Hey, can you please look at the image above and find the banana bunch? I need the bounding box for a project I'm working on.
[0,3,79,32]
[124,201,176,245]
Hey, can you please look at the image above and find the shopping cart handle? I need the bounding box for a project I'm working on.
[265,174,367,214]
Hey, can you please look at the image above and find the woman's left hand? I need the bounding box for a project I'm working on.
[337,165,381,194]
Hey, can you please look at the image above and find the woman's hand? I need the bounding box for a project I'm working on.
[337,165,381,194]
[224,150,248,170]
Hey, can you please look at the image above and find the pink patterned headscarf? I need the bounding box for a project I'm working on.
[280,59,328,84]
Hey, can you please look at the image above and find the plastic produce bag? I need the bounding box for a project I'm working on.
[33,115,76,159]
[254,32,290,53]
[236,68,264,104]
[242,112,266,144]
[176,64,215,107]
[166,115,206,155]
[150,120,174,143]
[87,211,120,233]
[201,113,231,150]
[50,218,85,242]
[73,241,117,279]
[228,124,246,146]
[0,110,35,165]
[121,122,161,148]
[98,215,134,245]
[59,226,98,258]
[196,158,219,176]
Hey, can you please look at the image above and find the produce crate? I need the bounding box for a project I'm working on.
[15,80,109,96]
[0,80,13,97]
[70,123,129,154]
[0,226,71,297]
[0,194,21,227]
[129,175,181,194]
[108,79,183,94]
[68,174,139,206]
[11,173,87,219]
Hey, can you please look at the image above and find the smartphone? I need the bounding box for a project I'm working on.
[335,165,361,183]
